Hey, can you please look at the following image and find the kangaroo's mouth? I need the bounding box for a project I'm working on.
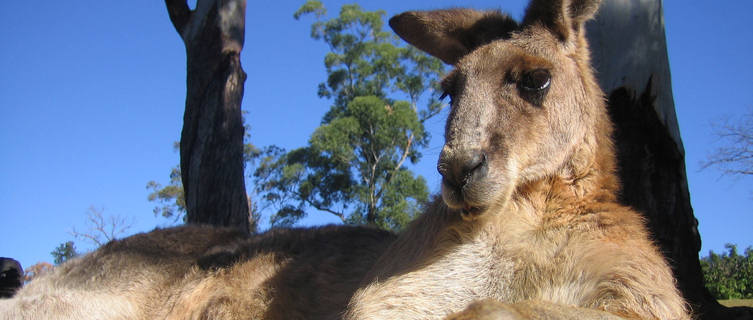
[461,204,486,220]
[441,179,490,220]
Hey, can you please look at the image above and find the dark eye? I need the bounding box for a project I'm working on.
[517,69,551,107]
[519,69,551,92]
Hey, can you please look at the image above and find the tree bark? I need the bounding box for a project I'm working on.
[587,1,752,319]
[165,0,250,233]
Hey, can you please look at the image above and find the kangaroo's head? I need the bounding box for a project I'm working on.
[390,0,607,219]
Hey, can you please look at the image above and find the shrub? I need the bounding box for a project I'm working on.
[700,244,753,299]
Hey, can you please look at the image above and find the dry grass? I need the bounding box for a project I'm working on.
[719,299,753,308]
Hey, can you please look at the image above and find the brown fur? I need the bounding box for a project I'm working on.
[343,0,690,319]
[1,0,690,319]
[1,225,394,319]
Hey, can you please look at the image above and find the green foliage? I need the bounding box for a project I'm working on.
[51,241,78,265]
[146,165,185,222]
[293,0,326,21]
[701,244,753,299]
[254,2,443,230]
[295,1,445,121]
[255,97,430,230]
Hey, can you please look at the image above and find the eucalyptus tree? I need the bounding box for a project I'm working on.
[254,1,444,230]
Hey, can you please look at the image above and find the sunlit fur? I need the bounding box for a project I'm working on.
[344,0,690,319]
[0,225,394,320]
[1,0,691,319]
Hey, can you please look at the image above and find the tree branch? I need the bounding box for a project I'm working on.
[392,132,414,176]
[70,227,103,247]
[280,181,348,223]
[702,111,753,177]
[71,206,134,248]
[419,104,445,123]
[165,0,192,37]
[375,132,414,201]
[304,198,347,223]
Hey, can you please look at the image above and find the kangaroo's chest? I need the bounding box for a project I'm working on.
[405,236,518,306]
[429,226,598,305]
[347,225,598,319]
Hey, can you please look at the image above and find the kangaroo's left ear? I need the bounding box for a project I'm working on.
[522,0,601,42]
[389,9,518,65]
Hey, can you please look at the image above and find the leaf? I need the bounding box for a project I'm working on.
[293,0,325,20]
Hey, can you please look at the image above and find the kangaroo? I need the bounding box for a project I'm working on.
[1,0,690,319]
[343,0,690,319]
[0,225,394,319]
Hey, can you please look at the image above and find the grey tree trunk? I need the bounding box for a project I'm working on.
[587,1,751,319]
[165,0,250,233]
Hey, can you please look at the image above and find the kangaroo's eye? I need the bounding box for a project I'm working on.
[519,69,551,92]
[517,68,551,107]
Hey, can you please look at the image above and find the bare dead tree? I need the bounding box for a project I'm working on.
[70,206,134,247]
[165,0,250,233]
[702,110,753,177]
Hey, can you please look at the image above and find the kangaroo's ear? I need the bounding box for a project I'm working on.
[522,0,601,42]
[389,9,518,65]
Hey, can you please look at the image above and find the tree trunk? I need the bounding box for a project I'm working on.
[587,1,752,319]
[165,0,250,233]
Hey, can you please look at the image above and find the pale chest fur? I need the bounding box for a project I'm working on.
[346,235,516,319]
[347,220,603,319]
[475,219,605,306]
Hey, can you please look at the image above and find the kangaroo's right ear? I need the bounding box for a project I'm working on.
[389,9,518,65]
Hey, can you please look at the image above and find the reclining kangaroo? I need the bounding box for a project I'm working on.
[1,0,690,319]
[344,0,689,319]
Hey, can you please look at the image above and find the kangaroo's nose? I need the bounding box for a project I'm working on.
[438,150,488,189]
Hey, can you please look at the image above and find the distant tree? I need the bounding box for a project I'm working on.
[293,1,445,121]
[702,109,753,179]
[147,142,186,223]
[253,1,443,230]
[165,0,250,233]
[48,207,135,269]
[70,206,134,247]
[146,165,185,222]
[700,244,753,300]
[51,241,78,265]
[22,262,53,284]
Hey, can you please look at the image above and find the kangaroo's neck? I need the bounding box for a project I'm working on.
[513,111,620,213]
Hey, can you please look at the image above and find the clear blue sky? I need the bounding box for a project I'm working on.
[0,1,751,270]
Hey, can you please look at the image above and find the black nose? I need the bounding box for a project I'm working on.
[438,150,488,189]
